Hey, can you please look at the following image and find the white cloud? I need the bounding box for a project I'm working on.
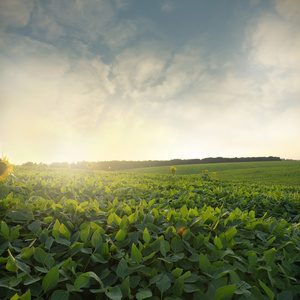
[160,0,175,13]
[0,0,33,30]
[248,14,300,69]
[112,43,170,97]
[1,0,299,163]
[274,0,300,22]
[112,41,210,102]
[0,32,116,135]
[103,19,139,48]
[30,0,115,42]
[244,0,300,112]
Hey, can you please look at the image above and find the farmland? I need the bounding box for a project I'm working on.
[124,161,300,187]
[0,164,300,299]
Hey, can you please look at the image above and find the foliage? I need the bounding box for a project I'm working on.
[0,157,14,182]
[0,168,299,299]
[170,167,177,176]
[201,170,217,181]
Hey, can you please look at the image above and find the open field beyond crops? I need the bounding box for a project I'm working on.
[0,163,299,299]
[124,161,300,187]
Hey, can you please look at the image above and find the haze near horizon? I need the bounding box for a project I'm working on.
[1,0,300,164]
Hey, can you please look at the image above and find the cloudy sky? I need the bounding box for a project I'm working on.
[0,0,299,164]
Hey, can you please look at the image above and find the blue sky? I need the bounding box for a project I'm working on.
[0,0,299,164]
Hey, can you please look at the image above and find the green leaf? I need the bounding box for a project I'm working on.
[45,253,55,269]
[199,253,211,273]
[264,248,276,264]
[52,219,60,238]
[171,268,183,278]
[183,284,201,293]
[120,276,131,297]
[115,229,127,241]
[148,199,156,208]
[42,266,59,292]
[28,220,41,234]
[55,237,71,246]
[59,223,71,240]
[180,205,188,217]
[225,227,237,241]
[119,215,130,229]
[101,243,110,256]
[215,284,236,300]
[15,260,31,274]
[156,274,171,294]
[24,277,41,285]
[74,273,90,290]
[10,294,19,300]
[10,225,20,240]
[123,205,132,215]
[71,242,84,256]
[160,239,168,257]
[214,236,223,249]
[202,207,212,223]
[229,270,241,284]
[45,236,54,250]
[265,236,276,247]
[258,280,274,300]
[6,249,17,272]
[171,236,184,253]
[106,286,122,300]
[34,247,47,264]
[277,291,293,300]
[80,226,90,242]
[173,278,184,296]
[107,213,121,225]
[136,289,152,300]
[87,271,105,288]
[116,258,129,280]
[131,243,142,263]
[19,290,31,300]
[248,251,258,267]
[92,230,103,249]
[50,290,69,300]
[1,221,9,237]
[142,227,151,244]
[44,216,54,224]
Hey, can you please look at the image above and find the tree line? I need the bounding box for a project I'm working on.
[21,156,282,171]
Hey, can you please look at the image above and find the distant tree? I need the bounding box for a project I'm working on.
[22,162,36,167]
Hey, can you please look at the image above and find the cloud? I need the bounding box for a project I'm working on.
[0,0,33,30]
[1,0,299,163]
[160,0,175,13]
[244,0,300,111]
[274,0,300,22]
[112,40,212,103]
[247,14,300,69]
[112,42,170,97]
[0,33,116,135]
[30,0,115,43]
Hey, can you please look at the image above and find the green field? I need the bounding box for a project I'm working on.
[0,165,299,299]
[124,161,300,187]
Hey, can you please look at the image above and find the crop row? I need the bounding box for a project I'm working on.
[0,169,299,299]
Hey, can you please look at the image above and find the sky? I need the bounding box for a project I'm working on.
[0,0,300,164]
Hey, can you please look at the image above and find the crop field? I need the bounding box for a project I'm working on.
[124,161,300,187]
[0,165,300,299]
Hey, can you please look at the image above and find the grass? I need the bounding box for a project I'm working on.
[123,161,300,187]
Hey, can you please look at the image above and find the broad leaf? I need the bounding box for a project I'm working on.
[42,266,59,292]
